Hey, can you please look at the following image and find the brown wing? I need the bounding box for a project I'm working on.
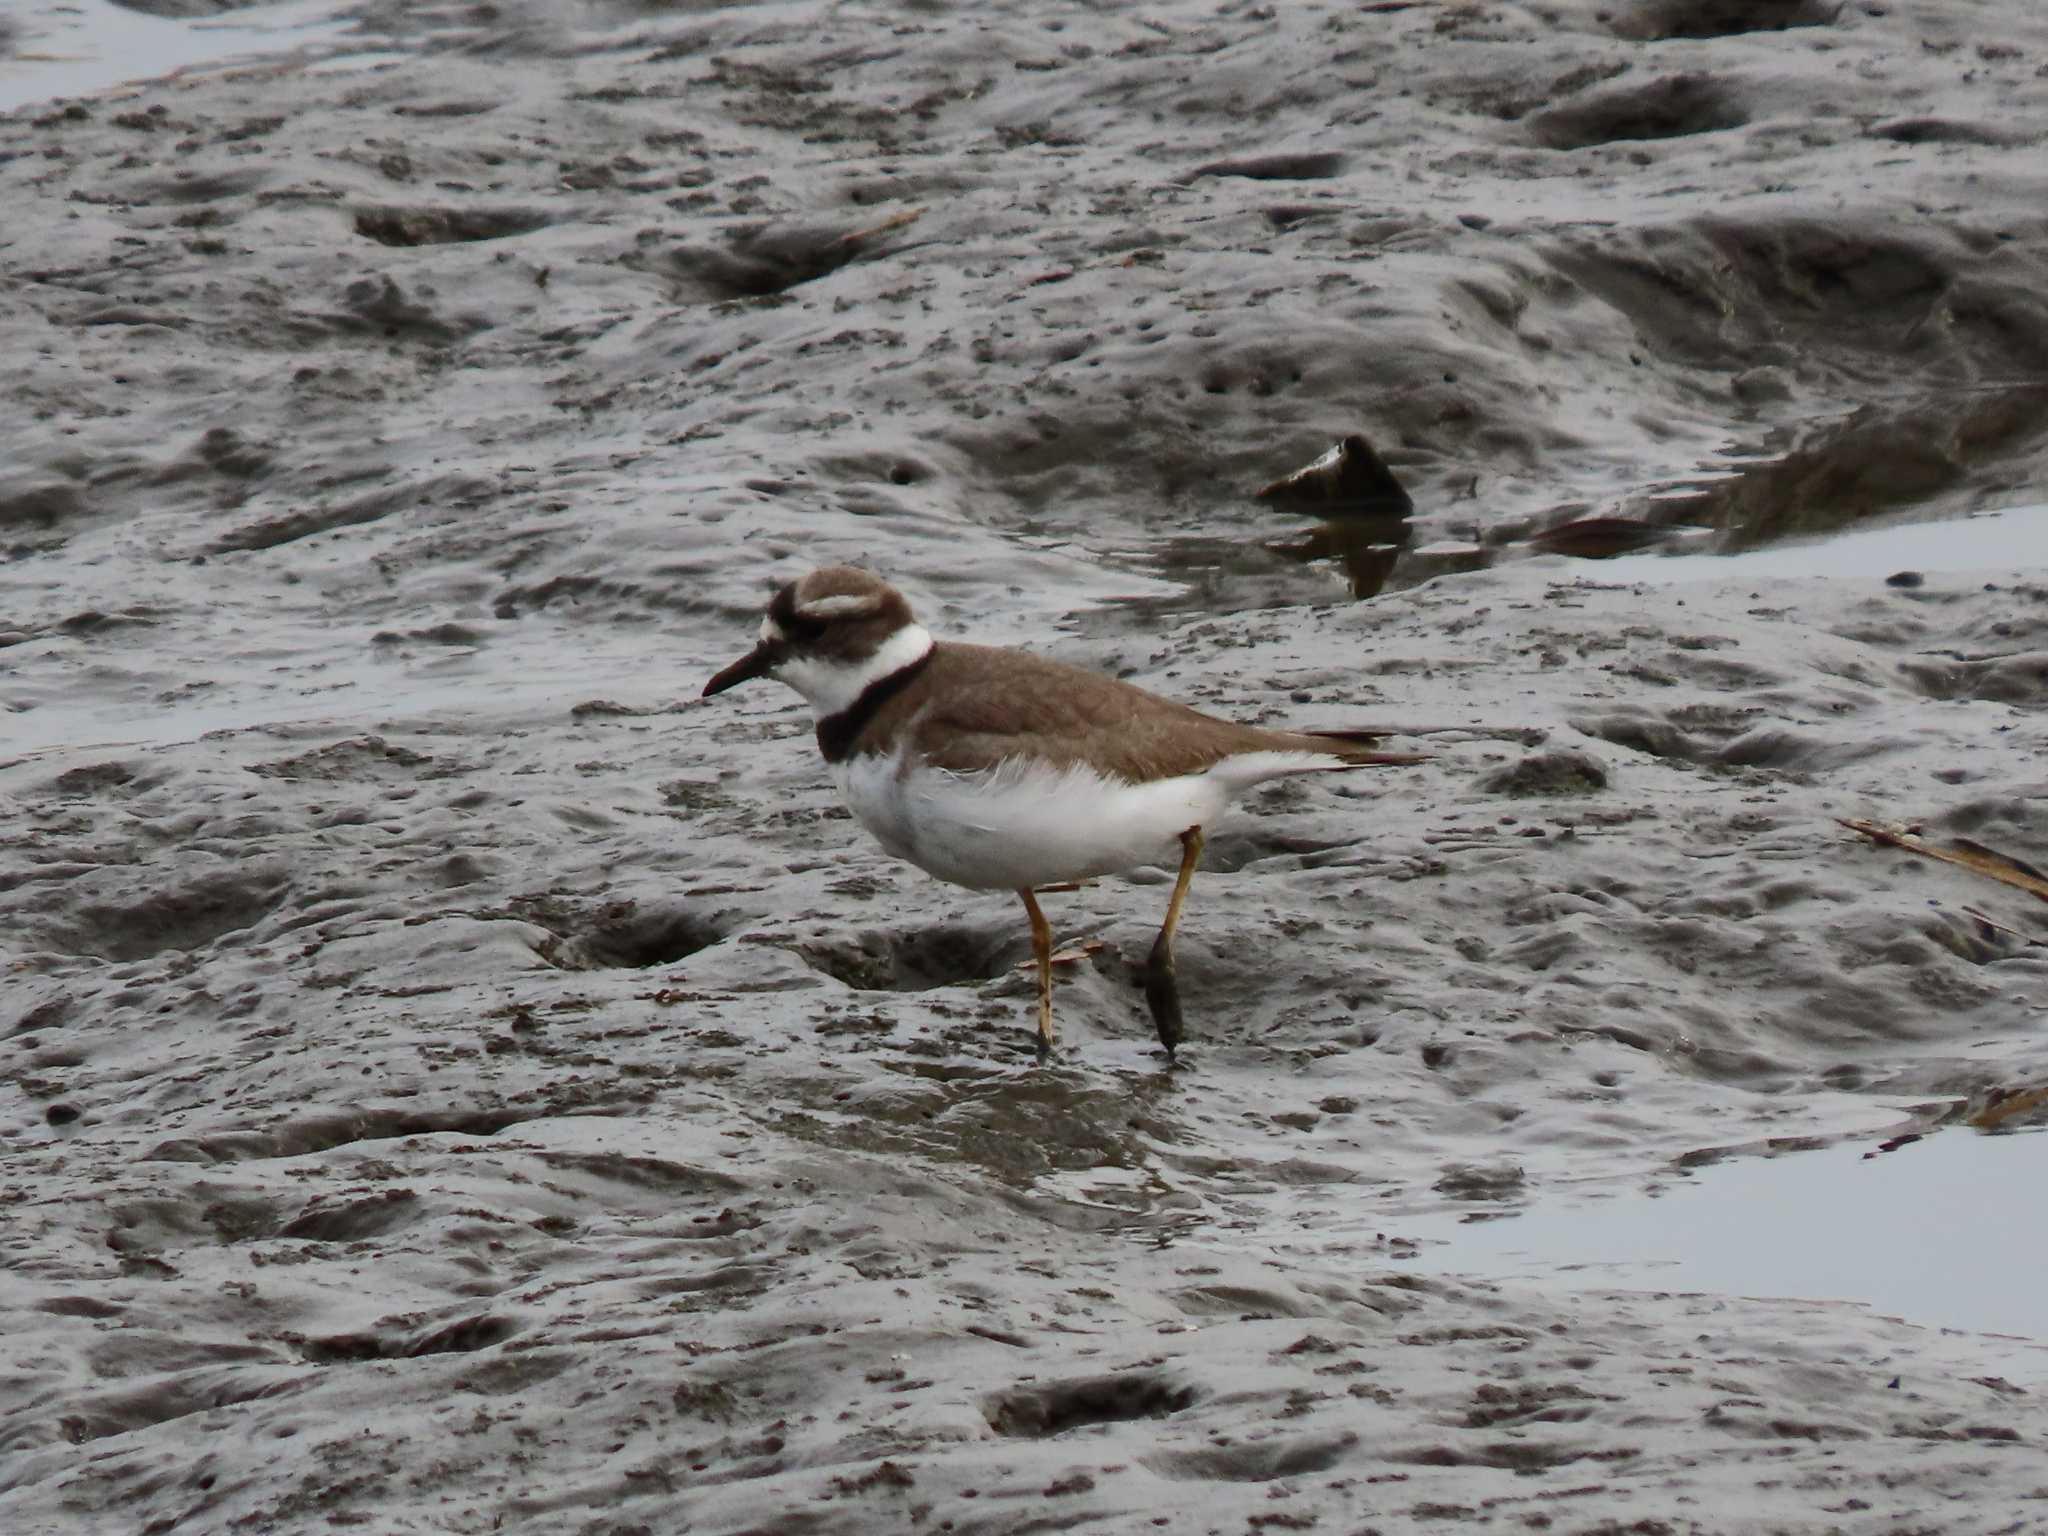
[859,643,1414,781]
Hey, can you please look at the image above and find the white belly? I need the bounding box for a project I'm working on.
[835,748,1234,891]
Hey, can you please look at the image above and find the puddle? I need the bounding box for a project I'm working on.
[1402,1129,2048,1358]
[1593,501,2048,587]
[0,0,360,116]
[1143,501,2048,618]
[1147,480,2046,617]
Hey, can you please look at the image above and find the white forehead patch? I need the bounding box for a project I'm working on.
[759,617,786,644]
[794,592,883,622]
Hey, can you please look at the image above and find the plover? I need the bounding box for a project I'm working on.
[702,566,1420,1058]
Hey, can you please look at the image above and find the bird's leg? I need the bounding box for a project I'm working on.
[1144,826,1204,1057]
[1017,887,1056,1059]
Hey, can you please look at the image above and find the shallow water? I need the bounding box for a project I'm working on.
[1599,502,2048,587]
[1401,1129,2048,1361]
[0,0,355,115]
[1150,497,2048,614]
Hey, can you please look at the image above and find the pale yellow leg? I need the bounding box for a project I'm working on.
[1018,887,1055,1058]
[1144,826,1205,1056]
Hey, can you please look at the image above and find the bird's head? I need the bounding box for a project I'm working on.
[702,566,932,716]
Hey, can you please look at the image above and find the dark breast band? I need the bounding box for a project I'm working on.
[816,648,935,764]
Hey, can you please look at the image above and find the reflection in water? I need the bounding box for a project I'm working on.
[1683,385,2048,553]
[1243,433,1726,602]
[1524,515,1685,560]
[1181,385,2048,610]
[1254,434,1423,599]
[1271,511,1413,599]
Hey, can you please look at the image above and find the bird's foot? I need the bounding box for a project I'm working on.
[1143,936,1185,1056]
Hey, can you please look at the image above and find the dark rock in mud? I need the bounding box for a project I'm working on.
[1480,749,1609,796]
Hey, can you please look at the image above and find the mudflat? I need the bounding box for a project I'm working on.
[5,3,2047,1532]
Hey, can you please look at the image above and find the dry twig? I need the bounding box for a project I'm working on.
[1836,818,2048,904]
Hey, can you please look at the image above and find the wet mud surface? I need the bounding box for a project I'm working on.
[5,1,2048,1531]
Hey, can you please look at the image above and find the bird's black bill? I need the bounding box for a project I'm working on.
[702,642,777,697]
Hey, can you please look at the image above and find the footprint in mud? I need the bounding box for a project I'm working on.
[1433,1160,1528,1203]
[47,760,139,795]
[212,475,488,555]
[1530,72,1747,151]
[1146,1430,1359,1482]
[276,1190,422,1243]
[1605,0,1838,40]
[1572,712,1705,764]
[353,204,552,247]
[152,424,273,489]
[297,1314,517,1364]
[248,735,446,782]
[55,1350,296,1446]
[1199,828,1358,872]
[0,479,88,540]
[148,1106,539,1163]
[809,449,936,488]
[985,1372,1197,1437]
[651,209,923,300]
[794,920,1022,993]
[50,868,289,963]
[1185,151,1348,182]
[324,274,488,342]
[516,895,744,970]
[1900,651,2048,707]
